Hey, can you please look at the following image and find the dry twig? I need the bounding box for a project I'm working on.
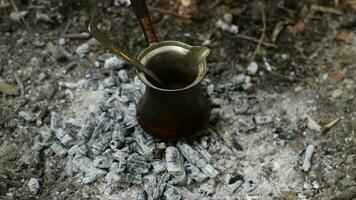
[249,7,266,61]
[9,0,33,35]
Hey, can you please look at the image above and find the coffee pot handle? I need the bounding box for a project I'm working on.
[131,0,159,45]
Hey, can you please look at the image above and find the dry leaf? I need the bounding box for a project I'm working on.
[311,5,343,15]
[337,29,351,43]
[324,117,342,130]
[0,81,19,96]
[329,70,344,83]
[289,21,305,36]
[305,77,317,86]
[304,113,322,132]
[272,21,286,43]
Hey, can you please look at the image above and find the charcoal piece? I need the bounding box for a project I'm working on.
[72,155,107,184]
[194,144,212,162]
[136,189,147,200]
[65,118,82,128]
[76,43,89,57]
[118,69,129,83]
[302,144,314,172]
[152,160,167,174]
[68,144,88,156]
[234,104,258,114]
[104,56,125,70]
[136,132,166,159]
[105,170,143,184]
[78,118,96,140]
[129,142,145,155]
[254,115,272,125]
[126,153,151,174]
[238,118,256,133]
[38,126,53,142]
[184,162,208,183]
[109,162,120,171]
[59,134,74,147]
[50,143,67,157]
[93,156,113,169]
[90,130,112,155]
[166,147,185,176]
[177,142,218,178]
[121,84,141,103]
[197,181,215,197]
[111,149,129,161]
[109,139,124,150]
[18,111,36,121]
[164,185,182,200]
[153,173,169,200]
[27,178,40,194]
[50,112,62,130]
[112,123,134,142]
[242,179,256,192]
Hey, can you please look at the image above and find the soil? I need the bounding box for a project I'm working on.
[1,0,356,199]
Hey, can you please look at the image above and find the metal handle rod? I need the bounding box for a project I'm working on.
[131,0,159,44]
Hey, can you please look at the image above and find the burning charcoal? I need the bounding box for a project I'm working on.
[118,69,129,83]
[302,144,314,172]
[50,143,67,157]
[72,155,107,184]
[112,123,133,142]
[184,162,208,183]
[194,144,212,162]
[90,132,112,155]
[126,153,151,174]
[197,180,215,197]
[129,141,145,155]
[93,156,113,169]
[164,185,182,200]
[143,174,157,198]
[227,174,243,193]
[76,43,89,57]
[104,56,125,70]
[136,189,147,200]
[254,115,272,125]
[176,142,218,178]
[247,62,259,76]
[153,173,169,200]
[50,112,62,130]
[166,147,185,176]
[27,178,40,194]
[111,149,129,161]
[152,160,167,174]
[105,170,143,184]
[18,111,36,121]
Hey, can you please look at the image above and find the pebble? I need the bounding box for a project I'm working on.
[247,62,259,75]
[27,178,40,194]
[331,89,343,98]
[18,111,35,121]
[231,74,246,87]
[76,43,90,57]
[38,72,47,82]
[215,19,239,34]
[104,57,125,70]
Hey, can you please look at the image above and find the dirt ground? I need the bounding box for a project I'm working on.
[1,0,356,199]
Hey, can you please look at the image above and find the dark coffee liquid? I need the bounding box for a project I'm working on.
[147,72,196,89]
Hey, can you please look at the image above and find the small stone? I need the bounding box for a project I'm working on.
[215,19,239,34]
[27,178,40,194]
[76,43,90,57]
[242,179,256,193]
[35,13,54,24]
[247,62,258,75]
[59,38,66,46]
[94,61,100,68]
[331,89,343,98]
[223,13,233,24]
[32,39,45,47]
[231,74,246,87]
[38,72,47,82]
[104,57,125,70]
[118,69,129,83]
